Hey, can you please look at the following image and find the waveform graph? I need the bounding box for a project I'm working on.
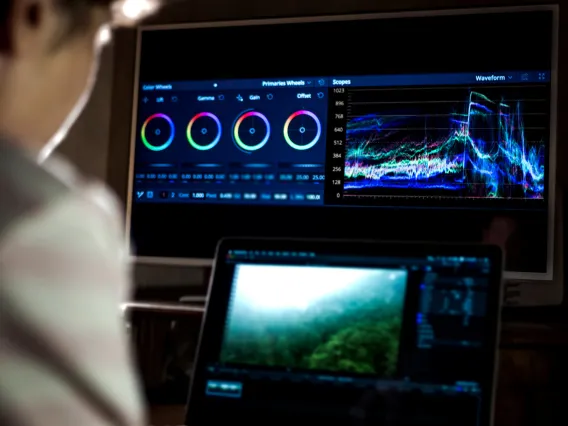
[342,85,549,202]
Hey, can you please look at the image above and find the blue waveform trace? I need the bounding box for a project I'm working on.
[344,91,546,199]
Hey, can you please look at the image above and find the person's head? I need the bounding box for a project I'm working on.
[0,0,159,159]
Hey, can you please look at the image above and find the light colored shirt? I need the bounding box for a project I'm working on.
[0,139,145,426]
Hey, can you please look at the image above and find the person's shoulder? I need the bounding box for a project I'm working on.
[0,156,130,302]
[0,140,69,236]
[43,154,124,225]
[12,178,125,257]
[0,144,125,258]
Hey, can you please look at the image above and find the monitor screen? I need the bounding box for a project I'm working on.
[128,8,557,277]
[186,239,502,426]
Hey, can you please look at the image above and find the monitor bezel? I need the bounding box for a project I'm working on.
[184,237,504,426]
[125,5,559,281]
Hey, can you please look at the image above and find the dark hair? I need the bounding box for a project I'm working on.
[1,1,115,38]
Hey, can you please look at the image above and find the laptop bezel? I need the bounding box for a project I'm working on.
[186,237,503,426]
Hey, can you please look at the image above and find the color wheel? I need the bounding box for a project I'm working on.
[141,113,175,151]
[283,110,322,151]
[186,112,222,151]
[232,110,271,152]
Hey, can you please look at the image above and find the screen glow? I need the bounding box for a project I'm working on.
[230,264,405,311]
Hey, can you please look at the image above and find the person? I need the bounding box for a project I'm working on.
[0,1,159,425]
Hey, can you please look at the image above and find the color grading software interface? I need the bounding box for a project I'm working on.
[188,250,496,426]
[132,70,550,209]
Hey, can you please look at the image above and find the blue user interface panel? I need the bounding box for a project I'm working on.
[133,71,550,209]
[128,10,555,270]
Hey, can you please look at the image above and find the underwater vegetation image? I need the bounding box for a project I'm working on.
[220,265,407,377]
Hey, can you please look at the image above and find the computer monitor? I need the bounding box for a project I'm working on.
[185,238,503,426]
[126,6,558,280]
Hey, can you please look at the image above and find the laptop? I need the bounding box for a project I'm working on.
[186,238,502,426]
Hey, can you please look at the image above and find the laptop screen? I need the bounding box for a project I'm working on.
[187,240,501,426]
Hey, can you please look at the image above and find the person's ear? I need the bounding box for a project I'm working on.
[8,0,61,60]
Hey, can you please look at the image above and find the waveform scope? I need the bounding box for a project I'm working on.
[343,88,547,200]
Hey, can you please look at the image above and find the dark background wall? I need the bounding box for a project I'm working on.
[56,0,566,292]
